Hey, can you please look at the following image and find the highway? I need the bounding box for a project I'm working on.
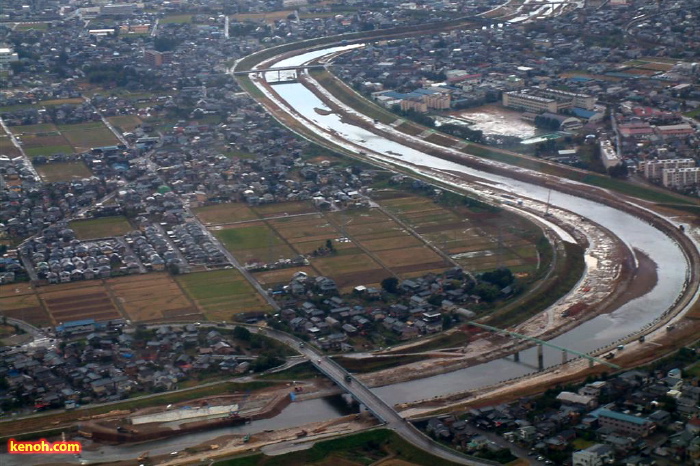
[257,326,501,466]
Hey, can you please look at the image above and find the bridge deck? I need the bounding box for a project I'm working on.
[468,321,621,369]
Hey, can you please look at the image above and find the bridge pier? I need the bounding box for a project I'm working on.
[466,321,620,371]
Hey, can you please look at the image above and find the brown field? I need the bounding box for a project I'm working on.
[360,235,424,251]
[380,191,541,274]
[0,134,21,157]
[375,246,447,269]
[253,200,317,218]
[333,269,392,290]
[635,62,674,71]
[624,69,659,77]
[36,161,93,182]
[106,115,143,133]
[270,215,339,253]
[0,289,51,327]
[194,203,260,224]
[0,282,34,298]
[41,284,122,324]
[107,274,200,323]
[70,216,132,239]
[314,252,384,277]
[202,192,540,292]
[210,203,457,291]
[252,265,316,286]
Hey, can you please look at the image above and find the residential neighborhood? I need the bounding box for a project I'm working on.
[0,0,699,464]
[423,353,700,465]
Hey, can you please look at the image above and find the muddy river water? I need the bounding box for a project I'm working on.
[2,44,693,465]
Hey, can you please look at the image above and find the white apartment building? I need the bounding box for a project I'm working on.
[572,444,614,466]
[599,139,621,169]
[503,88,595,113]
[662,167,700,189]
[638,158,695,180]
[0,47,19,69]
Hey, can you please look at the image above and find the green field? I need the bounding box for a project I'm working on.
[58,122,120,151]
[14,22,50,31]
[36,162,93,182]
[194,203,260,224]
[70,216,133,239]
[14,125,74,157]
[24,144,74,157]
[214,224,296,264]
[106,115,143,133]
[177,269,272,321]
[161,14,193,24]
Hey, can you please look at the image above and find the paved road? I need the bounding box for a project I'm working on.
[196,211,281,312]
[3,316,45,337]
[258,327,501,466]
[0,116,40,180]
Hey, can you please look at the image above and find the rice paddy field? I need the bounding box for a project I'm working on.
[107,274,202,323]
[69,216,133,239]
[377,191,541,275]
[176,269,272,321]
[200,190,540,293]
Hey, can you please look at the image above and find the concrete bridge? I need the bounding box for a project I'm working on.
[468,321,621,371]
[232,64,327,77]
[257,327,502,465]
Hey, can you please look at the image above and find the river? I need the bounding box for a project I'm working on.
[265,46,689,403]
[1,397,347,465]
[2,44,692,465]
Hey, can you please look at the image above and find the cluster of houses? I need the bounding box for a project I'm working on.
[18,210,236,283]
[0,321,265,412]
[21,227,138,283]
[332,0,699,181]
[0,256,23,284]
[0,163,110,239]
[272,267,488,350]
[424,364,700,465]
[1,101,100,127]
